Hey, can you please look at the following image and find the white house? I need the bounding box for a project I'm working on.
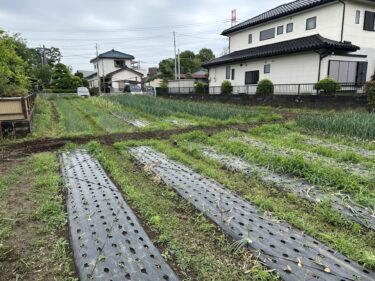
[203,0,375,94]
[87,49,146,93]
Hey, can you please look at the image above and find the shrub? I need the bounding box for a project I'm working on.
[256,79,274,95]
[1,85,28,97]
[89,87,100,96]
[194,82,205,94]
[364,80,375,111]
[314,77,341,93]
[221,80,233,95]
[51,88,76,93]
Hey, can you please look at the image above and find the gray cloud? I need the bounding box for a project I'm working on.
[1,0,286,71]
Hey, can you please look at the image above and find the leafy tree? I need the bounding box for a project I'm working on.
[180,50,201,74]
[33,64,52,88]
[74,71,84,79]
[0,31,29,96]
[197,48,215,63]
[51,63,73,90]
[159,58,175,80]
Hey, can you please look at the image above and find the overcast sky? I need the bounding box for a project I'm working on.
[1,0,287,72]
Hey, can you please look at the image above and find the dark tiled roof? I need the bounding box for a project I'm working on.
[222,0,337,35]
[90,49,134,62]
[105,67,144,78]
[203,34,359,67]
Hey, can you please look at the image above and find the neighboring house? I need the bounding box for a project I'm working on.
[174,70,209,83]
[203,0,375,93]
[87,49,145,93]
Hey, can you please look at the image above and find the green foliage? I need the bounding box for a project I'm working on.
[0,31,29,96]
[51,63,73,90]
[297,111,375,140]
[314,77,341,93]
[89,87,100,96]
[197,48,215,63]
[364,80,375,110]
[160,80,168,89]
[256,79,274,95]
[194,82,205,94]
[158,58,175,80]
[221,80,233,95]
[108,95,269,121]
[33,64,52,88]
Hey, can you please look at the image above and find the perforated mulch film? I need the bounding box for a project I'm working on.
[130,146,375,281]
[201,147,375,231]
[60,150,178,281]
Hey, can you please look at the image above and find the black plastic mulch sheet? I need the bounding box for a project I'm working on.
[129,146,375,281]
[60,150,179,281]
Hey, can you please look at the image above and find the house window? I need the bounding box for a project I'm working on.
[364,11,375,31]
[264,64,271,74]
[286,23,294,33]
[231,69,235,80]
[328,60,368,84]
[277,25,284,35]
[355,10,361,24]
[226,66,231,79]
[245,71,259,84]
[306,17,317,30]
[260,28,275,41]
[94,64,97,69]
[248,34,252,44]
[114,60,125,67]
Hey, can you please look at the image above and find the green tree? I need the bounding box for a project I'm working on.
[197,48,215,63]
[159,58,175,80]
[180,50,201,74]
[0,31,29,96]
[51,63,73,90]
[33,64,52,88]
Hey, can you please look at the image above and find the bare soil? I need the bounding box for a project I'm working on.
[0,119,289,159]
[0,159,75,281]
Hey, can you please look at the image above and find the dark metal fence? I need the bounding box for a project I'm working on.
[160,83,365,96]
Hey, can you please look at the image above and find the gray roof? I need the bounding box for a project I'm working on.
[77,70,96,78]
[90,49,135,63]
[105,66,144,78]
[221,0,374,35]
[203,34,359,67]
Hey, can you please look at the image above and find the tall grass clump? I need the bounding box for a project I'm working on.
[106,95,268,121]
[297,111,375,140]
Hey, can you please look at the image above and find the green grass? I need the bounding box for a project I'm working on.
[297,111,375,140]
[106,95,280,123]
[113,138,375,269]
[54,98,101,134]
[0,153,75,280]
[32,97,61,137]
[85,141,280,281]
[248,123,375,167]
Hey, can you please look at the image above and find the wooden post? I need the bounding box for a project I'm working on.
[21,97,28,120]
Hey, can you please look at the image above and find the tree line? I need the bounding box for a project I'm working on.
[156,48,215,80]
[0,30,86,97]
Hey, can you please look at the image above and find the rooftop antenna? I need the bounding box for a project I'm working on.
[231,9,237,26]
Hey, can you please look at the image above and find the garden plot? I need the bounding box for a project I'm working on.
[60,150,178,281]
[201,147,375,231]
[111,112,149,128]
[306,138,375,158]
[235,137,374,180]
[130,146,375,281]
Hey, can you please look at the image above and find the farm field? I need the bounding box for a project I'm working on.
[1,94,375,280]
[28,95,282,139]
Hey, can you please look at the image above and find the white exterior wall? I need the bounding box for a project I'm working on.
[111,70,143,92]
[343,1,375,79]
[209,52,319,87]
[93,58,132,76]
[229,2,342,52]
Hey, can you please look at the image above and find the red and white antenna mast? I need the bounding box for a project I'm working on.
[231,9,237,26]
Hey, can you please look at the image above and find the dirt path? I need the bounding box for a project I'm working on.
[0,119,289,159]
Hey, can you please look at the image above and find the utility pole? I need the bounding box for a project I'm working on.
[101,54,106,94]
[177,49,181,80]
[173,31,177,80]
[42,45,46,65]
[95,43,102,96]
